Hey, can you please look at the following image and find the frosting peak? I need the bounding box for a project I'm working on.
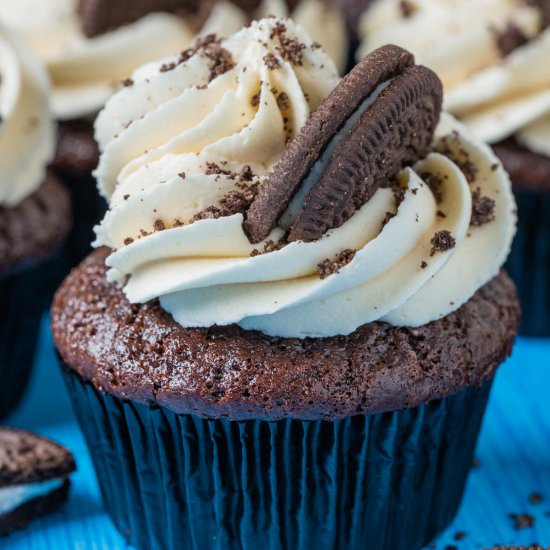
[0,24,54,207]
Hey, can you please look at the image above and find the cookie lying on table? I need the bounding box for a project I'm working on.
[0,428,76,536]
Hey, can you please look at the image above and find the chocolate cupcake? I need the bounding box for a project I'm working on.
[0,25,71,419]
[359,0,550,335]
[52,21,519,550]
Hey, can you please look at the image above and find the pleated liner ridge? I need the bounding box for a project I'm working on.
[505,188,550,336]
[62,365,493,550]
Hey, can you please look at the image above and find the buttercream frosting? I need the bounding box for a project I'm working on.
[0,23,54,207]
[94,19,517,338]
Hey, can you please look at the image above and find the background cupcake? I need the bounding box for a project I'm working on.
[0,24,71,419]
[53,20,519,550]
[358,0,550,335]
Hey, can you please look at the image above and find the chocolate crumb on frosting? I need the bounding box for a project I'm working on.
[400,0,416,17]
[494,22,529,57]
[453,531,467,541]
[509,512,535,529]
[421,172,444,203]
[271,21,306,66]
[471,187,496,226]
[317,249,356,279]
[430,230,456,256]
[158,34,235,83]
[250,238,286,257]
[438,135,479,184]
[153,219,166,231]
[263,52,281,70]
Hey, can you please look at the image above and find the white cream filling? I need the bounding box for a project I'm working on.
[0,478,63,515]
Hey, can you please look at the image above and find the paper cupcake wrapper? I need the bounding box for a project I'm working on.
[506,188,550,336]
[59,172,106,267]
[0,253,67,419]
[62,364,492,550]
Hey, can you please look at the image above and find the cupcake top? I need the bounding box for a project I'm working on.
[0,0,346,120]
[0,23,54,207]
[359,0,550,157]
[93,18,516,339]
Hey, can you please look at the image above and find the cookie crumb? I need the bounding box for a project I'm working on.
[153,219,165,232]
[263,52,281,70]
[529,492,544,505]
[430,230,456,256]
[471,188,496,226]
[509,512,535,530]
[317,249,356,279]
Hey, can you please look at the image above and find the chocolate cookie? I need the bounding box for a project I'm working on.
[244,45,442,243]
[0,428,76,536]
[52,248,520,421]
[77,0,209,37]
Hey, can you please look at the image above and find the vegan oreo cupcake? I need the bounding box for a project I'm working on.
[359,0,550,335]
[52,19,519,550]
[0,24,71,419]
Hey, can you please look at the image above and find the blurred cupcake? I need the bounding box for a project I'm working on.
[359,0,550,335]
[0,24,71,419]
[53,20,519,550]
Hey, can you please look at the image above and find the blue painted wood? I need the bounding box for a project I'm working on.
[3,317,550,550]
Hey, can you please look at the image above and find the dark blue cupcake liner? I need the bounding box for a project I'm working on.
[59,172,106,267]
[61,363,492,550]
[0,252,67,419]
[505,188,550,336]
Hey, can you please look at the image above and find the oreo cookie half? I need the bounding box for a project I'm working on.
[77,0,207,37]
[244,44,443,243]
[0,428,76,536]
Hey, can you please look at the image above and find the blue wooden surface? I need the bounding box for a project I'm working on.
[2,316,550,550]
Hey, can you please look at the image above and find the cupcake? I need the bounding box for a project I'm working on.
[358,0,550,335]
[52,19,519,550]
[0,24,71,419]
[0,0,347,267]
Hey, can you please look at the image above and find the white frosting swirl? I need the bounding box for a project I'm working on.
[0,0,247,119]
[94,18,516,338]
[0,24,54,207]
[359,0,550,157]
